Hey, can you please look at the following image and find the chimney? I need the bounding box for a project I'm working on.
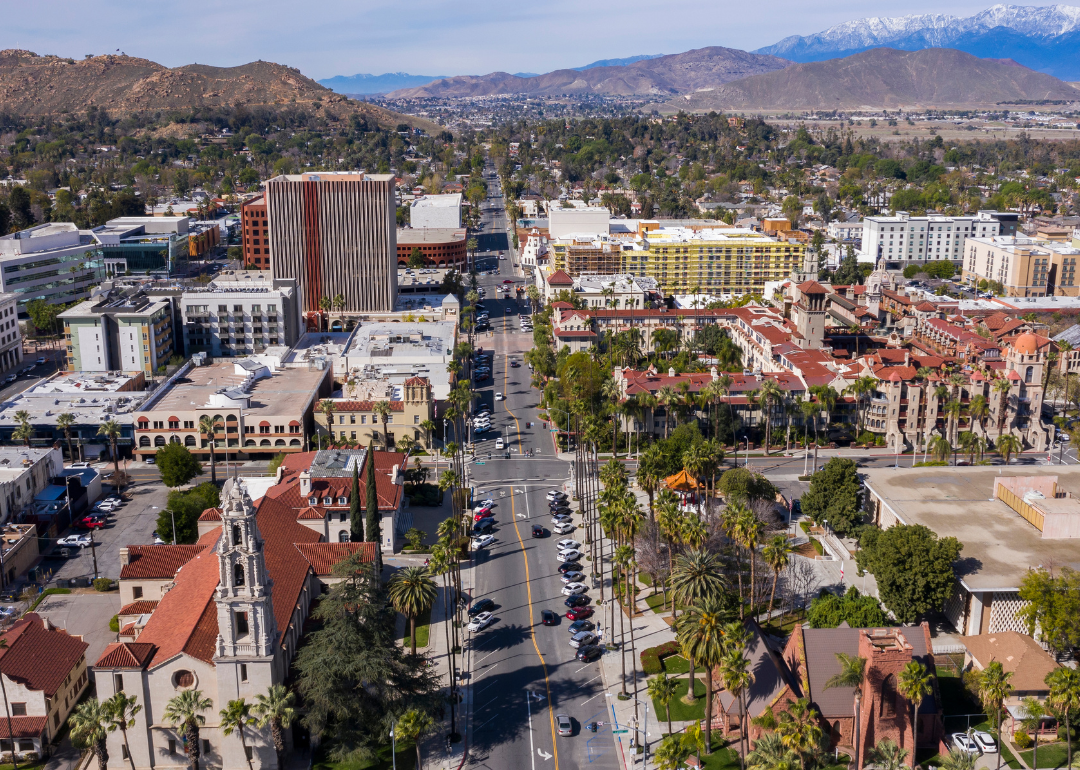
[668,367,676,378]
[120,546,130,566]
[391,464,403,485]
[710,366,718,381]
[299,470,311,496]
[275,463,285,484]
[41,616,51,631]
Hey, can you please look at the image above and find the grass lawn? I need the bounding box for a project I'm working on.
[0,762,45,770]
[400,606,431,649]
[759,613,802,637]
[1019,740,1080,768]
[639,572,654,587]
[661,654,691,675]
[314,746,416,770]
[652,676,707,722]
[645,590,686,614]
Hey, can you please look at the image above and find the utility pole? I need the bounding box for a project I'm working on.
[89,527,99,580]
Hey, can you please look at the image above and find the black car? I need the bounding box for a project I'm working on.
[792,498,801,514]
[468,598,495,617]
[541,609,558,626]
[473,520,495,536]
[564,595,591,608]
[531,525,546,538]
[568,619,595,635]
[576,644,602,662]
[510,361,520,367]
[558,562,582,574]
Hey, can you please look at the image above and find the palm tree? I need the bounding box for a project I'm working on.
[939,748,977,770]
[775,698,824,770]
[1019,697,1047,770]
[679,596,729,752]
[163,690,212,770]
[721,646,755,769]
[975,661,1013,770]
[1045,667,1080,770]
[317,399,335,446]
[759,378,782,454]
[220,699,256,770]
[762,535,794,623]
[56,412,76,460]
[419,419,436,450]
[199,415,218,484]
[747,732,801,770]
[98,420,123,486]
[845,376,877,437]
[387,565,438,655]
[824,653,866,770]
[105,692,142,770]
[656,385,679,438]
[647,673,679,736]
[70,698,111,770]
[253,684,296,770]
[13,410,29,427]
[969,394,989,435]
[898,661,932,770]
[997,434,1021,465]
[670,550,726,702]
[395,708,434,770]
[868,739,910,770]
[992,377,1012,435]
[373,401,393,449]
[928,434,952,463]
[654,735,690,770]
[12,423,32,448]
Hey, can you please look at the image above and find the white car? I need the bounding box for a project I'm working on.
[495,439,505,450]
[553,522,575,534]
[951,733,981,756]
[57,534,91,548]
[473,425,489,434]
[551,514,573,525]
[557,549,583,563]
[562,582,588,596]
[547,491,568,502]
[495,392,504,401]
[467,611,495,632]
[476,499,495,509]
[471,534,495,550]
[569,631,598,648]
[972,732,997,754]
[557,539,581,551]
[561,571,585,583]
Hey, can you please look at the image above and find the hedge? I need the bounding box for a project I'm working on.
[811,538,824,555]
[641,640,680,675]
[29,587,71,612]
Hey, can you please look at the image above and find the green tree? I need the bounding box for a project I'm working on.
[219,699,256,770]
[157,483,220,544]
[1045,667,1080,770]
[1019,697,1047,770]
[387,566,437,656]
[105,692,142,770]
[163,689,212,770]
[252,685,296,770]
[868,739,910,770]
[975,660,1013,770]
[395,708,434,770]
[808,586,891,629]
[26,298,60,336]
[267,453,287,477]
[856,524,962,623]
[825,653,867,770]
[365,442,382,562]
[801,457,862,536]
[940,749,977,770]
[654,734,690,770]
[97,419,123,484]
[898,661,932,770]
[747,732,800,770]
[647,672,679,736]
[717,467,777,503]
[670,549,727,696]
[12,422,32,448]
[1017,566,1080,655]
[349,462,364,542]
[775,698,824,770]
[407,247,425,269]
[678,596,733,751]
[70,698,111,770]
[156,443,202,488]
[56,412,76,461]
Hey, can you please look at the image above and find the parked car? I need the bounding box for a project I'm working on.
[951,733,981,756]
[57,534,91,548]
[472,520,495,535]
[558,562,582,574]
[972,732,997,754]
[556,714,572,737]
[556,539,581,551]
[153,531,166,545]
[553,522,574,535]
[569,631,598,648]
[510,361,520,367]
[562,582,587,596]
[467,611,495,632]
[145,457,156,464]
[468,598,495,617]
[75,517,105,530]
[546,491,567,502]
[564,594,590,608]
[35,357,46,365]
[557,549,583,563]
[541,609,558,626]
[560,571,585,584]
[568,619,595,635]
[576,644,602,662]
[471,534,495,550]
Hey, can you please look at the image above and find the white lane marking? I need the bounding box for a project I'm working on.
[574,664,591,674]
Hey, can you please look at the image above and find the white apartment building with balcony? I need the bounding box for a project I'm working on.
[181,274,302,358]
[861,211,1002,266]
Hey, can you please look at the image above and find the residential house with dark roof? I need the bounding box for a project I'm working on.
[0,613,89,757]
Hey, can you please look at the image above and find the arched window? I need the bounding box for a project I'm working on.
[233,562,245,587]
[881,673,898,717]
[169,435,181,444]
[275,439,286,446]
[1025,366,1034,384]
[289,439,301,447]
[260,439,271,447]
[154,436,166,446]
[338,531,350,542]
[831,721,842,747]
[232,525,242,547]
[245,439,256,446]
[184,435,196,446]
[139,436,151,447]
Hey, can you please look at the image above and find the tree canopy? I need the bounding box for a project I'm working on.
[157,482,220,544]
[156,443,203,488]
[856,524,962,623]
[808,586,891,629]
[801,458,862,536]
[1018,566,1080,654]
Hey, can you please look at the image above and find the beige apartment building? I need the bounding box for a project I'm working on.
[962,235,1080,297]
[132,359,331,461]
[314,375,434,450]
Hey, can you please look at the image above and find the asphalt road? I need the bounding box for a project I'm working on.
[463,170,620,770]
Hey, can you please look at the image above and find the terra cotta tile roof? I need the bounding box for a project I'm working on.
[0,717,47,739]
[118,600,159,617]
[295,542,378,575]
[0,614,88,697]
[96,642,156,669]
[119,545,207,580]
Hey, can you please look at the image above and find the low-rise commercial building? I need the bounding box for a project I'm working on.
[548,207,610,239]
[396,228,467,268]
[962,235,1080,297]
[342,322,456,400]
[0,447,63,526]
[96,217,219,276]
[180,273,302,357]
[315,375,434,450]
[60,290,175,374]
[540,272,657,309]
[0,223,104,309]
[0,523,40,587]
[132,358,332,461]
[409,193,462,229]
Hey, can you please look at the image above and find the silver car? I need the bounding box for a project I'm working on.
[569,631,598,648]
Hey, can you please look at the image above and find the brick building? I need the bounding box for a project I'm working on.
[241,195,269,269]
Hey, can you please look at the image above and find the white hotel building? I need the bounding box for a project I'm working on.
[861,211,1002,267]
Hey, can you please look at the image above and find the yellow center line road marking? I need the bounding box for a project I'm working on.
[510,486,560,769]
[504,354,524,454]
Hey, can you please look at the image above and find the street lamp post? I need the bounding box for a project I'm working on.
[390,722,396,770]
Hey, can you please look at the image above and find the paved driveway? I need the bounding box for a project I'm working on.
[35,590,121,668]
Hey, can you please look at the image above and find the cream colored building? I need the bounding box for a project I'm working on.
[314,375,434,450]
[962,235,1080,297]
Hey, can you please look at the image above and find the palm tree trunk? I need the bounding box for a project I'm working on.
[1066,711,1072,770]
[683,656,697,705]
[416,742,422,770]
[618,561,627,695]
[666,704,673,736]
[996,706,1003,770]
[748,550,757,617]
[239,727,253,770]
[705,667,714,753]
[853,693,862,770]
[209,444,216,485]
[911,701,919,770]
[120,726,137,770]
[767,571,779,622]
[410,615,417,656]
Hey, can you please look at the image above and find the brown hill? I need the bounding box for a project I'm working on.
[659,48,1080,111]
[0,50,437,131]
[387,46,789,98]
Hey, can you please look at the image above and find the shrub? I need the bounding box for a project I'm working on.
[404,482,442,506]
[640,640,680,675]
[405,527,425,550]
[812,538,824,555]
[1058,724,1075,742]
[109,614,120,632]
[93,578,114,592]
[1014,730,1032,749]
[799,521,811,534]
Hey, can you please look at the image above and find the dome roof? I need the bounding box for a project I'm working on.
[1013,333,1040,355]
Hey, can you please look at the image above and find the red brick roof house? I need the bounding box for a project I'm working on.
[713,622,944,768]
[0,613,89,755]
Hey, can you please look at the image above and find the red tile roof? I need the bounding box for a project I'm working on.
[0,614,88,697]
[119,623,136,638]
[96,642,156,669]
[547,269,574,286]
[199,507,222,522]
[295,542,378,575]
[118,600,159,616]
[330,400,404,412]
[296,506,323,520]
[119,545,207,580]
[0,717,47,739]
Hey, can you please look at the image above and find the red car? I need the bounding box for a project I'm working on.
[75,517,105,530]
[474,508,493,521]
[566,606,594,621]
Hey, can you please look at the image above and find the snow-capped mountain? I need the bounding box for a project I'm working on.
[756,4,1080,78]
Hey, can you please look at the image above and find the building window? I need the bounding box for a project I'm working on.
[133,586,143,599]
[10,703,25,716]
[235,611,249,636]
[1025,366,1034,384]
[114,674,123,692]
[169,740,177,755]
[323,496,333,505]
[881,674,898,717]
[240,664,248,682]
[308,496,317,505]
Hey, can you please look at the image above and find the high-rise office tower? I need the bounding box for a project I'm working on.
[266,172,397,316]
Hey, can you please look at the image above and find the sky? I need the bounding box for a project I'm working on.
[2,0,1046,80]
